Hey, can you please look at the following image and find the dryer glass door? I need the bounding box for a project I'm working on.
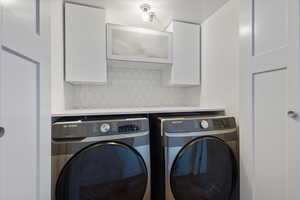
[170,137,237,200]
[56,142,148,200]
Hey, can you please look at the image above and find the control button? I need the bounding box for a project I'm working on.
[200,120,209,129]
[100,123,111,133]
[222,119,227,128]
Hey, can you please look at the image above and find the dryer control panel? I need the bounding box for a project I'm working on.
[163,117,236,133]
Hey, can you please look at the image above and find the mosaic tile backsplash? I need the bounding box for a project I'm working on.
[65,66,201,109]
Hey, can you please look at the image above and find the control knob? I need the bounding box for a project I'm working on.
[200,120,209,129]
[100,123,111,133]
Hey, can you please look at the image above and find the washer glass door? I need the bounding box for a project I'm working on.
[56,142,148,200]
[170,137,237,200]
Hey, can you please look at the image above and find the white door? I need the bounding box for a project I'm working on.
[239,0,300,200]
[0,0,51,200]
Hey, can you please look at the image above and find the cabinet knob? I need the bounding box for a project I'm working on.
[0,127,5,138]
[288,111,298,119]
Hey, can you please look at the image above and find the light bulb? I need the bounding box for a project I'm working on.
[142,11,150,22]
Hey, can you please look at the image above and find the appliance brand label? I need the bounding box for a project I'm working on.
[172,121,184,124]
[63,124,78,128]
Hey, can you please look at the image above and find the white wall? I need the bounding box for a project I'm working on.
[51,0,65,114]
[200,0,239,117]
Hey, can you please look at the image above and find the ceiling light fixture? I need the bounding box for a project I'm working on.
[140,3,155,22]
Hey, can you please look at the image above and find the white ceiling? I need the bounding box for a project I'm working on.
[70,0,229,30]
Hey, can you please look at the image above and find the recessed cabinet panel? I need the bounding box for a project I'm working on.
[65,3,107,84]
[254,0,287,55]
[165,21,201,86]
[2,0,38,54]
[2,50,39,200]
[254,68,287,200]
[107,24,172,64]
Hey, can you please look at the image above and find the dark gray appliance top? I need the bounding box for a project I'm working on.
[52,118,149,140]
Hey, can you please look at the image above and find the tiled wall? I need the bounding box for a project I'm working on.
[64,66,201,109]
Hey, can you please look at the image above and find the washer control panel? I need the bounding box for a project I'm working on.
[52,118,149,139]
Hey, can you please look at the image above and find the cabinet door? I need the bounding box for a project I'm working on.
[65,3,106,84]
[168,21,201,86]
[240,0,300,199]
[0,0,51,200]
[107,24,173,64]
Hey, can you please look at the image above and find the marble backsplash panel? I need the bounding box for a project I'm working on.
[65,66,200,109]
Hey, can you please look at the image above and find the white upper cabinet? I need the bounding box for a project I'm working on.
[165,21,201,86]
[65,3,107,84]
[107,24,173,64]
